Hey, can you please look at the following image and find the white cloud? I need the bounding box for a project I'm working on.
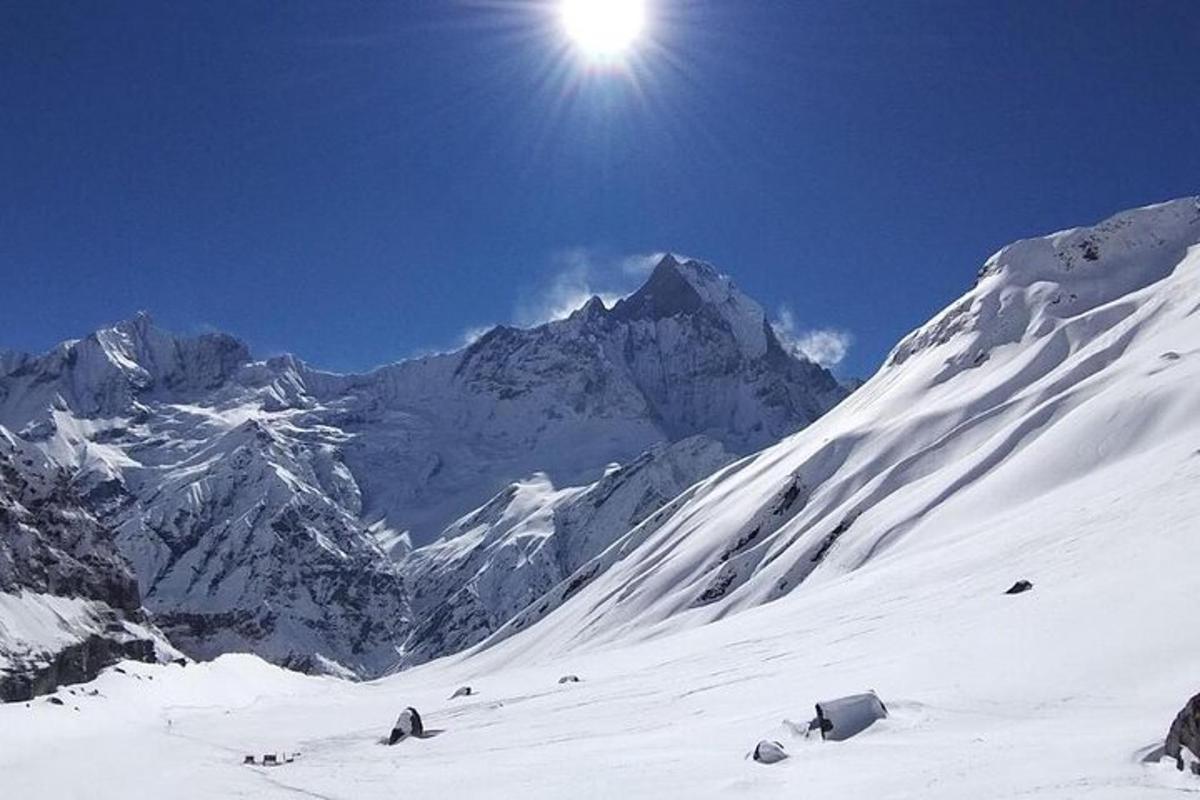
[452,248,656,350]
[513,248,661,328]
[457,324,495,348]
[772,306,853,369]
[618,251,667,278]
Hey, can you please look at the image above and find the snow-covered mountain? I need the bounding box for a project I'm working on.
[0,426,171,700]
[399,435,734,667]
[0,255,846,675]
[472,196,1200,660]
[4,197,1199,799]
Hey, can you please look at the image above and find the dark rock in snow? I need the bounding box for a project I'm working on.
[558,675,581,684]
[1166,692,1200,772]
[814,691,888,741]
[388,707,424,744]
[0,635,156,703]
[1005,580,1034,595]
[752,740,788,764]
[450,686,473,699]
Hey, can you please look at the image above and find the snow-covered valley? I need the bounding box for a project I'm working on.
[2,431,1196,798]
[2,197,1200,797]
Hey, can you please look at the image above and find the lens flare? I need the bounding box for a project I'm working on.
[560,0,646,59]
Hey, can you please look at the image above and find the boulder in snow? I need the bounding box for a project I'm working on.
[1166,692,1200,773]
[814,691,888,741]
[1004,580,1034,595]
[388,707,424,744]
[752,740,788,764]
[450,686,473,699]
[558,675,581,684]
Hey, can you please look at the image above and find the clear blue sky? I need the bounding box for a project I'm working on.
[2,0,1198,378]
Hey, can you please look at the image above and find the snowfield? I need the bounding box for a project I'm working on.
[3,198,1200,797]
[1,445,1196,799]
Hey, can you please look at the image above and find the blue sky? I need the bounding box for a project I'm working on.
[1,1,1198,378]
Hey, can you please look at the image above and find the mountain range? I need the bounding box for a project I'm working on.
[4,196,1197,798]
[0,254,847,681]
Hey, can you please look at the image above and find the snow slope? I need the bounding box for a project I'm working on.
[1,198,1198,797]
[399,435,734,667]
[0,438,1195,797]
[477,196,1200,658]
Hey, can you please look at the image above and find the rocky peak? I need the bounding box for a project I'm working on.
[568,295,609,323]
[95,312,251,394]
[0,314,252,424]
[610,253,707,321]
[611,254,770,358]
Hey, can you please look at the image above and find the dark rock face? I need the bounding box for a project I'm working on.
[1005,580,1034,595]
[0,439,141,610]
[0,430,159,702]
[1166,692,1200,772]
[0,635,155,703]
[609,254,708,322]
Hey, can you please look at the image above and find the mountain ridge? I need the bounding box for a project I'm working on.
[465,195,1200,662]
[0,254,848,677]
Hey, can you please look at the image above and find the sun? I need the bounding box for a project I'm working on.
[560,0,647,60]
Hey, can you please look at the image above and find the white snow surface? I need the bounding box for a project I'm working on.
[0,444,1194,798]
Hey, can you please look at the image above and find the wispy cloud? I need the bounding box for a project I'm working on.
[772,306,853,369]
[618,251,665,278]
[453,248,663,351]
[503,247,664,330]
[513,249,625,328]
[457,324,495,348]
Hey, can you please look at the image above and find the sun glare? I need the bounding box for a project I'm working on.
[560,0,646,60]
